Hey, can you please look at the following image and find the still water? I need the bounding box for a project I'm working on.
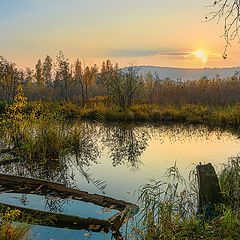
[0,122,240,239]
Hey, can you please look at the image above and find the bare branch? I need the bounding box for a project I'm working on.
[206,0,240,58]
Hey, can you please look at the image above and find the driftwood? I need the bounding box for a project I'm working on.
[196,163,223,217]
[0,173,139,237]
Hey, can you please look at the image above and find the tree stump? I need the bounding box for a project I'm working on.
[196,163,223,218]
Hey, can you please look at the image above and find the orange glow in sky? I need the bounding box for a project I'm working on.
[194,50,208,63]
[1,1,240,69]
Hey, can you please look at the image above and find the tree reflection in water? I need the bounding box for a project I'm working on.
[100,123,149,170]
[12,193,68,214]
[0,122,105,192]
[147,123,235,144]
[0,122,238,193]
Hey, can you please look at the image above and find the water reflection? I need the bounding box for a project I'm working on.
[71,122,101,167]
[12,193,68,213]
[0,192,118,219]
[0,122,239,240]
[44,196,68,213]
[0,159,72,185]
[148,123,237,143]
[100,123,149,169]
[0,122,103,190]
[0,123,239,187]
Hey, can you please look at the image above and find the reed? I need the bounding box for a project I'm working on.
[128,162,240,239]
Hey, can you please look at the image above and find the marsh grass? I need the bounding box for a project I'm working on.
[2,98,97,163]
[128,162,240,240]
[36,101,240,128]
[219,155,240,212]
[5,97,238,129]
[2,92,76,163]
[2,114,75,162]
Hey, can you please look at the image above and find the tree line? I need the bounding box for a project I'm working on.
[0,52,240,109]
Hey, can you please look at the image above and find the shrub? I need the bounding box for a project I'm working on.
[181,104,209,123]
[0,101,7,114]
[0,208,30,240]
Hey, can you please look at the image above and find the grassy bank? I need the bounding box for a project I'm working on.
[0,89,239,239]
[21,101,240,128]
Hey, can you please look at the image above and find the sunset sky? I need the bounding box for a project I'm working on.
[1,0,240,69]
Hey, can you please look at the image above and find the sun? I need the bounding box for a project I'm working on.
[194,50,208,63]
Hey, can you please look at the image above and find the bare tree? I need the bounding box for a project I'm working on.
[35,59,43,84]
[98,60,119,96]
[74,58,86,105]
[206,0,240,58]
[106,66,143,109]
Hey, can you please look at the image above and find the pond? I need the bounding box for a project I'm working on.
[0,122,240,239]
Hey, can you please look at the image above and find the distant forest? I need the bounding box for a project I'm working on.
[0,52,240,109]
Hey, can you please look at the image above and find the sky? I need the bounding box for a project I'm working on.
[1,0,240,69]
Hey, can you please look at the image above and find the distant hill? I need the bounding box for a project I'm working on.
[131,66,240,81]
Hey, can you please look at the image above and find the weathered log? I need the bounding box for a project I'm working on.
[196,163,223,217]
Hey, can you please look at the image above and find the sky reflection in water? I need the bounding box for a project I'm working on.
[0,122,239,240]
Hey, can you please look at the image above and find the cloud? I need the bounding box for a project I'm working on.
[109,49,158,57]
[156,51,221,61]
[108,49,222,63]
[109,49,191,58]
[155,51,191,56]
